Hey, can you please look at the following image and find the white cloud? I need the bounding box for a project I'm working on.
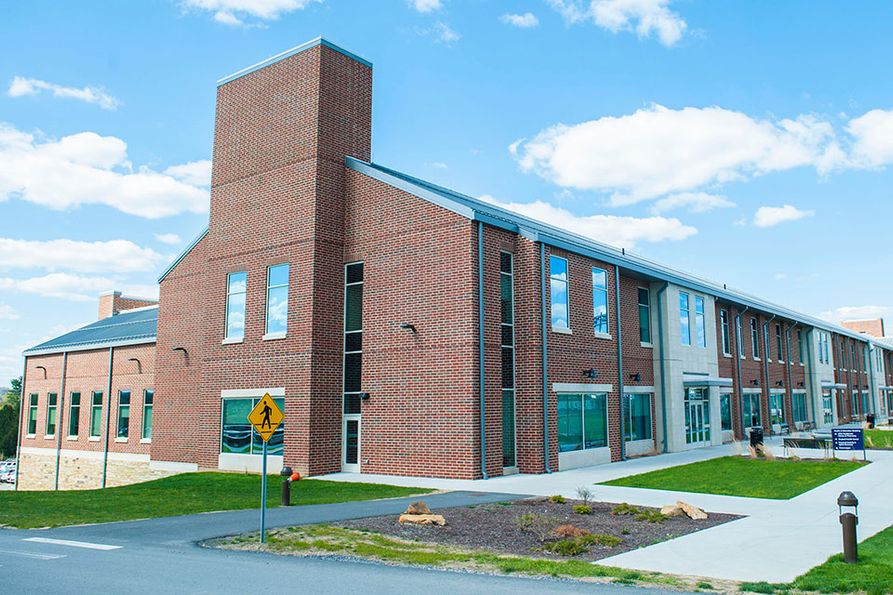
[408,0,442,13]
[548,0,687,46]
[154,233,182,245]
[480,195,696,250]
[513,104,843,205]
[0,124,209,218]
[8,76,119,110]
[847,108,893,168]
[500,12,539,28]
[428,162,448,169]
[433,22,461,45]
[0,273,159,302]
[773,272,788,281]
[820,305,893,325]
[753,204,814,228]
[0,304,19,320]
[650,192,735,214]
[0,238,162,273]
[164,160,213,186]
[182,0,319,25]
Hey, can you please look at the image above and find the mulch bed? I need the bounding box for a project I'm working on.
[339,497,741,562]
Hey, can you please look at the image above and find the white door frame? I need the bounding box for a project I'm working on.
[341,415,361,472]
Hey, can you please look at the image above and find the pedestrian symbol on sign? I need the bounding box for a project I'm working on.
[248,393,283,442]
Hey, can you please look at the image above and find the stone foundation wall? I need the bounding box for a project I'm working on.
[16,447,180,491]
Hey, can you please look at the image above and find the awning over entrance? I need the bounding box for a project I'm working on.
[880,386,893,391]
[821,381,848,390]
[683,374,733,388]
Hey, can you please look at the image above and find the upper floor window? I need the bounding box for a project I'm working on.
[797,330,804,364]
[638,288,651,344]
[549,256,569,330]
[776,324,784,362]
[736,316,744,359]
[27,393,38,435]
[225,272,247,340]
[679,292,691,346]
[592,267,609,335]
[265,263,290,336]
[694,296,706,347]
[750,318,760,359]
[45,393,58,436]
[720,309,731,355]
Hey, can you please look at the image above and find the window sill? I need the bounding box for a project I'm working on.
[594,332,612,340]
[89,436,101,442]
[262,332,287,341]
[140,438,152,444]
[66,435,79,441]
[115,437,128,443]
[799,363,805,367]
[723,353,732,359]
[43,435,55,440]
[640,342,653,349]
[552,327,573,335]
[778,361,785,365]
[753,357,761,362]
[25,434,36,439]
[222,337,244,345]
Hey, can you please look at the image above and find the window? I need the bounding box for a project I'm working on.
[117,390,131,439]
[750,318,760,359]
[822,333,830,364]
[822,391,833,425]
[557,393,607,452]
[27,393,38,435]
[68,392,81,437]
[638,288,651,344]
[591,267,609,335]
[221,397,285,455]
[624,393,652,441]
[45,393,58,436]
[742,393,762,428]
[720,309,731,355]
[265,263,289,336]
[142,389,154,440]
[695,296,706,347]
[769,393,785,427]
[679,292,691,345]
[343,262,364,415]
[776,324,784,362]
[500,253,516,468]
[90,391,103,437]
[877,348,883,373]
[792,392,809,423]
[797,330,804,364]
[549,256,569,330]
[225,271,247,340]
[720,393,733,431]
[736,316,745,359]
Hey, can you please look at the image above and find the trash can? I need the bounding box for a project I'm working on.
[749,427,764,447]
[866,414,876,429]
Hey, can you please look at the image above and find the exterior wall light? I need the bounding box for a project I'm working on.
[583,368,598,380]
[629,373,641,382]
[776,380,784,387]
[752,379,760,386]
[399,323,417,333]
[359,392,371,400]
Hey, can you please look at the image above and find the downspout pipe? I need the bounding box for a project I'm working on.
[101,347,114,489]
[805,328,818,426]
[13,357,27,491]
[656,283,669,453]
[764,314,776,432]
[784,325,796,426]
[53,352,68,491]
[540,243,552,473]
[477,221,488,480]
[868,343,877,416]
[615,269,625,460]
[735,306,750,439]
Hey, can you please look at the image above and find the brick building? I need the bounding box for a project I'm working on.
[15,38,893,489]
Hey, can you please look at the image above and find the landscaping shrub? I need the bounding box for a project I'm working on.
[573,505,592,515]
[543,539,588,556]
[575,486,593,506]
[579,533,623,547]
[514,513,561,542]
[634,510,668,524]
[611,502,640,516]
[551,524,590,539]
[548,494,566,503]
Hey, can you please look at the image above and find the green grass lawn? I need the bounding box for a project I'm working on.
[0,472,433,529]
[741,524,893,594]
[601,456,865,499]
[865,429,893,449]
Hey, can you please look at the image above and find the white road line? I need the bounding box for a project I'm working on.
[0,548,67,560]
[23,537,122,551]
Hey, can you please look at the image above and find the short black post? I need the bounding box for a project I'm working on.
[838,491,859,563]
[280,466,293,507]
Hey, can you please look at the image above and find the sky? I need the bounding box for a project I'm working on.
[2,0,893,384]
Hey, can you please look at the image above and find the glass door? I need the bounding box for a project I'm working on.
[684,388,710,446]
[342,416,361,472]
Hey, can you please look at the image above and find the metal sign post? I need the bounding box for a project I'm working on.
[247,393,284,545]
[260,440,268,543]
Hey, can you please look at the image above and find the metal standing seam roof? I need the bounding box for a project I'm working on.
[24,307,158,356]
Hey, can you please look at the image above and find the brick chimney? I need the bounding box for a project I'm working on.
[98,291,159,319]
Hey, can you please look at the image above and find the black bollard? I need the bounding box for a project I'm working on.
[838,491,859,563]
[280,466,293,507]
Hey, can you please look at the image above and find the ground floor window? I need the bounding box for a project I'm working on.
[68,392,81,437]
[45,393,58,436]
[27,393,38,435]
[769,393,785,427]
[887,392,893,416]
[142,389,154,440]
[792,392,809,423]
[221,397,284,455]
[90,391,103,437]
[742,392,761,429]
[502,389,516,467]
[117,390,131,438]
[720,392,733,431]
[822,391,834,425]
[624,393,652,442]
[557,393,607,452]
[861,391,871,417]
[851,391,859,418]
[684,387,710,445]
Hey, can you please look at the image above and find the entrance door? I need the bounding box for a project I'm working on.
[684,388,710,446]
[342,415,361,472]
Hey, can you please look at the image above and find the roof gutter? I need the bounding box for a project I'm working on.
[540,242,552,473]
[53,352,68,491]
[477,221,488,480]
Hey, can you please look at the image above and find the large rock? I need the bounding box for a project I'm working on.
[660,504,685,517]
[399,514,446,526]
[404,501,432,515]
[677,501,708,520]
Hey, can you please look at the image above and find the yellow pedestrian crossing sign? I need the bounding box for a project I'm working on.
[248,393,283,442]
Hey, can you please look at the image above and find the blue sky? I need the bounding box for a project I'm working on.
[2,0,893,384]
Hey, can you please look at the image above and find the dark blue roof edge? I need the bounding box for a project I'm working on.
[345,156,879,346]
[24,336,156,357]
[158,227,209,283]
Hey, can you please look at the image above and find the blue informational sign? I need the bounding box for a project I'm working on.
[832,428,865,451]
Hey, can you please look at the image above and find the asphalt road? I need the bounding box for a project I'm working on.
[0,491,684,594]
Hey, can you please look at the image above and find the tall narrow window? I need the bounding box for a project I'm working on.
[750,318,760,359]
[27,393,38,435]
[591,267,609,335]
[679,292,691,346]
[797,330,804,364]
[549,256,569,330]
[695,296,706,347]
[343,262,364,415]
[500,253,516,468]
[720,309,731,355]
[720,393,733,431]
[776,324,784,362]
[624,393,653,441]
[45,393,57,436]
[90,391,103,437]
[823,333,830,364]
[225,271,247,340]
[142,389,154,440]
[638,287,651,344]
[736,316,745,359]
[117,390,131,439]
[68,392,81,437]
[265,263,289,336]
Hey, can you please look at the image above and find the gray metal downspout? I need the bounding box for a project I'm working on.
[735,306,749,438]
[101,347,114,489]
[53,352,68,491]
[784,325,795,426]
[477,221,488,480]
[656,283,669,453]
[540,243,552,473]
[763,315,776,433]
[868,343,877,415]
[805,328,818,425]
[13,357,27,491]
[615,270,625,460]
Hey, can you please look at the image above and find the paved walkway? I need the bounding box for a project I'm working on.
[323,441,893,583]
